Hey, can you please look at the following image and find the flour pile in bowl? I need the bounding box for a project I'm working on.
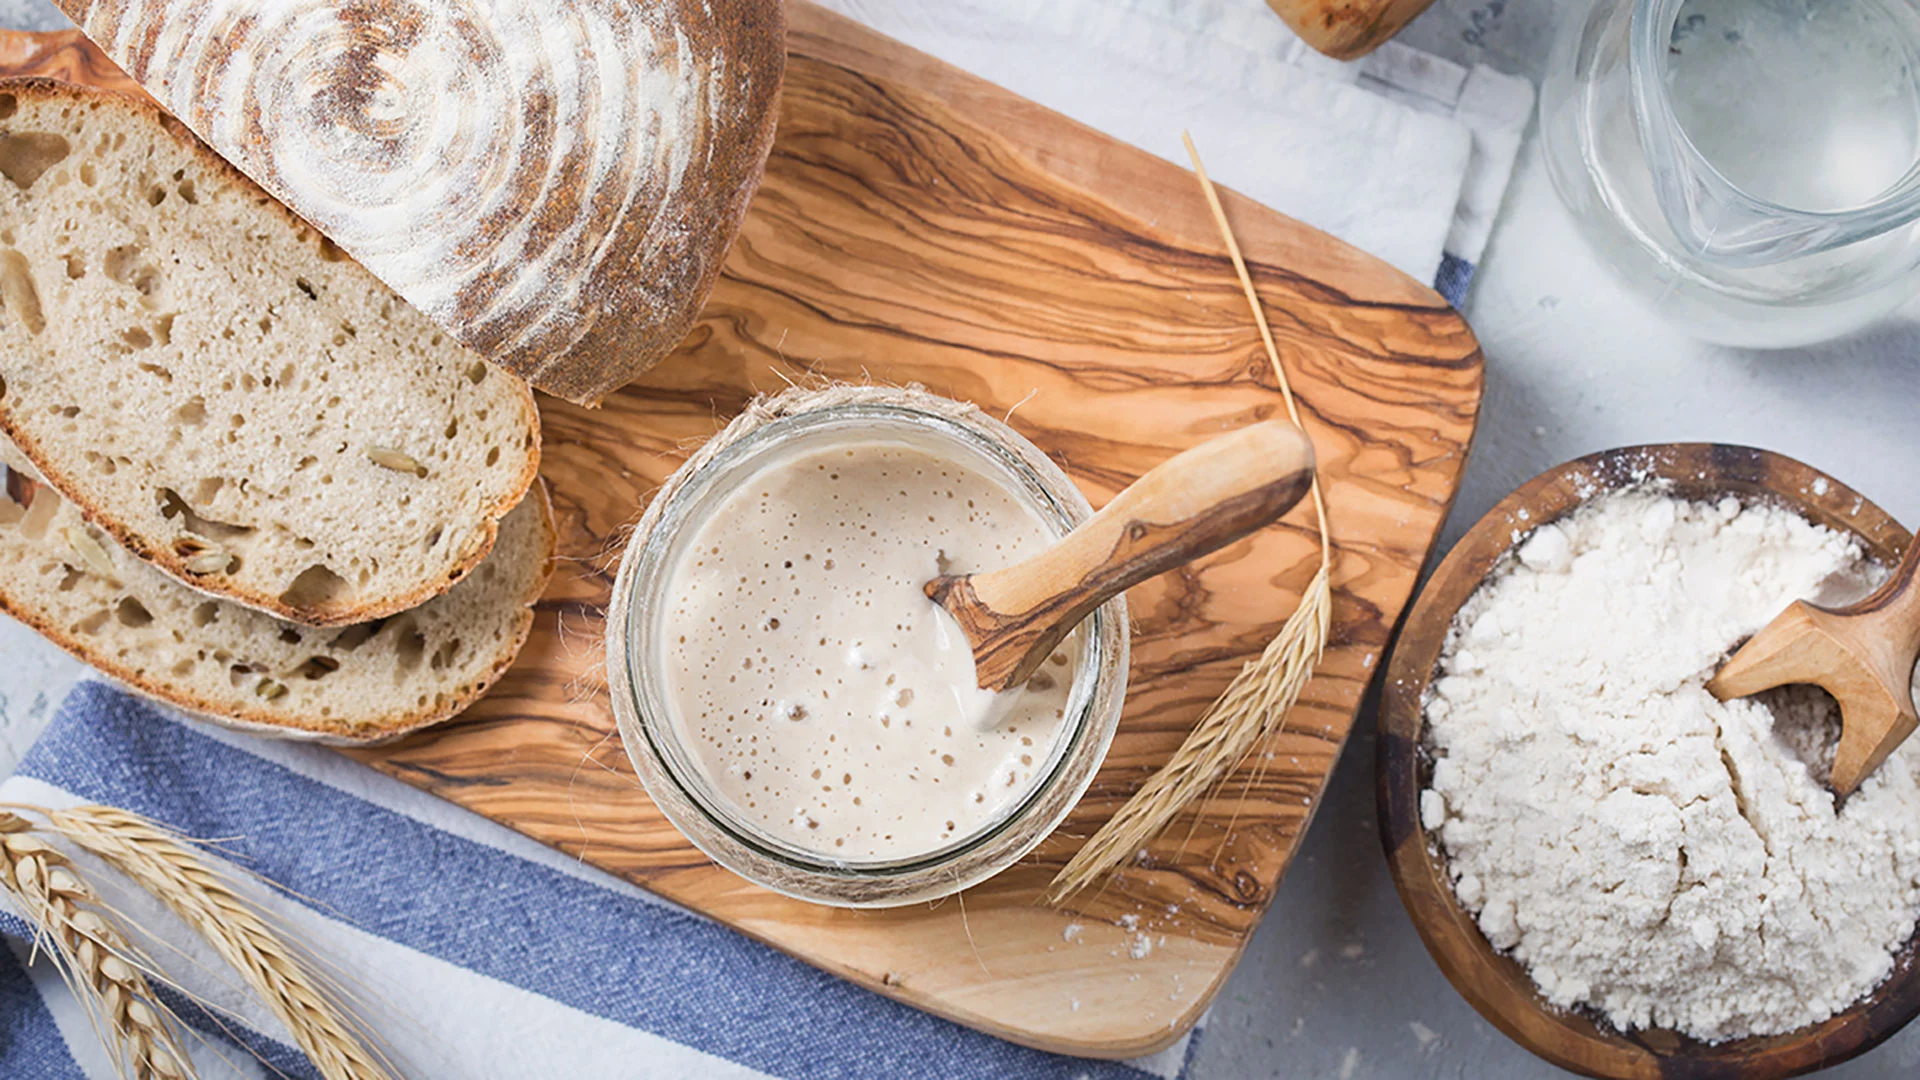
[1421,488,1920,1043]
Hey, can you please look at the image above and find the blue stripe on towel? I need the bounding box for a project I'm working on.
[1434,253,1474,307]
[17,683,1170,1080]
[154,983,322,1080]
[0,943,88,1080]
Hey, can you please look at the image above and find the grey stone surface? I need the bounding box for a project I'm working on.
[0,0,64,32]
[1,1,1915,1076]
[1194,3,1920,1077]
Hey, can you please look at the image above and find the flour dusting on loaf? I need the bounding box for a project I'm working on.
[57,0,786,403]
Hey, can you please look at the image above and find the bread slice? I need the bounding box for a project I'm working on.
[0,441,555,744]
[0,79,542,626]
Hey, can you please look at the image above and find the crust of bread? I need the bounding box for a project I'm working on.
[508,0,787,403]
[2,406,539,629]
[55,0,787,405]
[0,77,543,627]
[0,479,557,745]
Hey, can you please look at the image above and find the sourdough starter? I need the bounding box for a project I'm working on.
[658,438,1078,862]
[1423,489,1920,1042]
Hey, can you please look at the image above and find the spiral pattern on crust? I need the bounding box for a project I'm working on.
[61,0,781,400]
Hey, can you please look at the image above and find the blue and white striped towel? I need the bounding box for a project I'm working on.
[0,683,1199,1079]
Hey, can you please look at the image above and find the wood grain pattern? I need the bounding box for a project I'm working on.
[1265,0,1440,60]
[1380,444,1920,1080]
[0,29,141,96]
[52,0,784,406]
[1711,535,1920,796]
[5,7,1483,1056]
[930,420,1315,691]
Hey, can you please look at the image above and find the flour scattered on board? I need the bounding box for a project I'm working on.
[1410,1021,1441,1050]
[1128,933,1153,960]
[1062,922,1083,944]
[1338,1047,1360,1079]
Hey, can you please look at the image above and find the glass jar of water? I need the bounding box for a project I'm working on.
[1540,0,1920,346]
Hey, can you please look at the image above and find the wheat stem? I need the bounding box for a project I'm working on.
[45,806,393,1080]
[0,813,194,1079]
[1048,135,1334,901]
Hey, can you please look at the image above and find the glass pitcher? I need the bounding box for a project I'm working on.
[1540,0,1920,347]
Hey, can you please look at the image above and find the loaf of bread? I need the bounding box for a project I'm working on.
[52,0,787,405]
[0,441,554,743]
[0,79,542,626]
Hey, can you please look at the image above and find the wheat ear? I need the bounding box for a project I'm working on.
[0,813,194,1079]
[44,806,393,1080]
[1048,134,1334,901]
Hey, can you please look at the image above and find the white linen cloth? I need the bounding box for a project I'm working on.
[817,0,1533,299]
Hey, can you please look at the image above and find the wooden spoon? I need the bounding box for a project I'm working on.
[1709,536,1920,795]
[926,420,1315,692]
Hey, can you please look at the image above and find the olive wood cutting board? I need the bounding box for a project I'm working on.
[0,5,1482,1057]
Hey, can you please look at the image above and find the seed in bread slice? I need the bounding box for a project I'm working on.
[0,79,542,627]
[0,443,555,744]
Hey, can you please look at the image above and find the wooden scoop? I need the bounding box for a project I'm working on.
[1709,537,1920,795]
[926,420,1315,692]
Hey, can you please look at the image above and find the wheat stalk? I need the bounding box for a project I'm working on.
[1048,134,1334,901]
[43,806,394,1080]
[0,813,194,1079]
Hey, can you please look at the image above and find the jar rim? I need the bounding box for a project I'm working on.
[605,389,1129,906]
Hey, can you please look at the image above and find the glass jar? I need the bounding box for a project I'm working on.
[1540,0,1920,346]
[606,386,1129,908]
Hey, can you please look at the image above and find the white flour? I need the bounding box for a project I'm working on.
[1422,488,1920,1042]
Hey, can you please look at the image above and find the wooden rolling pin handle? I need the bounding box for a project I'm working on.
[1265,0,1439,60]
[927,420,1315,691]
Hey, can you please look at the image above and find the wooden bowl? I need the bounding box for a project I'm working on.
[1378,444,1920,1080]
